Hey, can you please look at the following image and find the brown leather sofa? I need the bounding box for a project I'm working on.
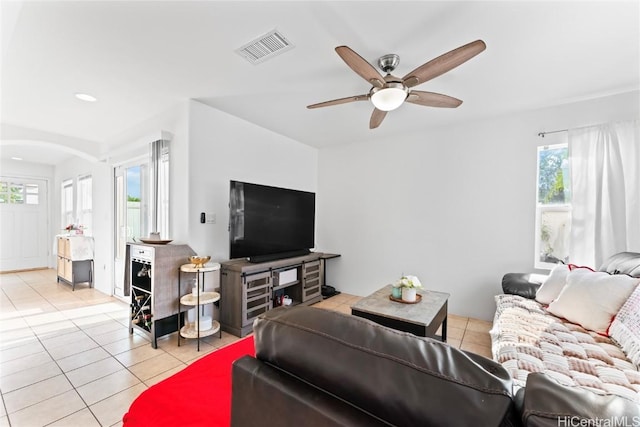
[230,304,640,426]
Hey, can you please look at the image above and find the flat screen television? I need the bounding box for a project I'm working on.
[229,180,315,262]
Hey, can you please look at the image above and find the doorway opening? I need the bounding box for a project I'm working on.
[113,161,149,297]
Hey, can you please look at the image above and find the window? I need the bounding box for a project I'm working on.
[60,175,93,235]
[0,181,39,204]
[77,175,92,234]
[535,141,571,269]
[126,165,147,241]
[61,179,74,228]
[0,182,6,204]
[25,184,39,204]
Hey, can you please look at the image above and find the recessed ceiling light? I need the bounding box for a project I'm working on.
[11,157,23,161]
[75,93,97,102]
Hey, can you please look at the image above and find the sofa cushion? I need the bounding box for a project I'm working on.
[502,272,543,299]
[253,306,517,427]
[491,294,640,402]
[534,264,569,304]
[534,264,598,305]
[610,285,640,367]
[598,252,640,278]
[546,269,639,335]
[231,356,388,427]
[520,373,640,426]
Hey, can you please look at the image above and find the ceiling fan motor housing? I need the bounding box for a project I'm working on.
[377,54,400,73]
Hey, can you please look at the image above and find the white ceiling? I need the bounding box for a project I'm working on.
[1,1,638,166]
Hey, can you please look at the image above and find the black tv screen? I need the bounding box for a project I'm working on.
[229,181,315,261]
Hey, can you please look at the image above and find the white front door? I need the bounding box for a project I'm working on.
[0,177,49,271]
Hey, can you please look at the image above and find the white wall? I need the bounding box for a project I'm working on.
[316,90,640,321]
[186,100,318,262]
[106,101,191,245]
[0,159,54,179]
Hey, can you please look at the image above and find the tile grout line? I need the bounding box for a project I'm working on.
[123,350,184,386]
[9,279,105,426]
[0,286,19,314]
[2,275,138,426]
[44,293,147,426]
[0,392,8,427]
[60,304,222,408]
[1,275,83,425]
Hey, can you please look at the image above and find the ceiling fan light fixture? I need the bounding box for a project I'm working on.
[370,83,407,111]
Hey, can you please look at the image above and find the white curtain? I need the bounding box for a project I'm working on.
[569,120,640,268]
[150,139,170,238]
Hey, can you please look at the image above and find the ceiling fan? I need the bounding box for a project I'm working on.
[307,40,486,129]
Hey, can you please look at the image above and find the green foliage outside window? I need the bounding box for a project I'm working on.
[538,147,569,204]
[536,144,571,266]
[0,182,25,204]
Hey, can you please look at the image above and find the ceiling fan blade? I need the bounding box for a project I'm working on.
[369,108,387,129]
[402,40,486,88]
[406,91,462,108]
[335,46,385,89]
[307,94,369,109]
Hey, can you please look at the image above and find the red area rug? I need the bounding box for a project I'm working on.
[122,336,255,427]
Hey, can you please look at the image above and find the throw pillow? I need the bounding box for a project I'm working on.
[535,264,596,305]
[546,269,640,335]
[609,284,640,366]
[567,264,595,272]
[535,264,569,305]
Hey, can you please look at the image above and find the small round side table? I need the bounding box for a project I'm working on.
[178,262,221,351]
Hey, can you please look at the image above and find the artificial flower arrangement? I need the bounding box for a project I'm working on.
[391,275,423,302]
[64,224,84,234]
[393,275,423,289]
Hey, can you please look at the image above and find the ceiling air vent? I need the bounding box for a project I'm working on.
[236,29,294,65]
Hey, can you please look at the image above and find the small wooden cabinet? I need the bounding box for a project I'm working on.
[128,243,196,348]
[220,253,337,337]
[56,236,94,290]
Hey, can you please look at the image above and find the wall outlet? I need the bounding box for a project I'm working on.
[206,213,216,224]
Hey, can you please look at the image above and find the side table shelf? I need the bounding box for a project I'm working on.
[178,263,222,351]
[179,292,221,339]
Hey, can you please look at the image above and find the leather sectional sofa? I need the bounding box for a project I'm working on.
[501,252,640,298]
[231,300,639,426]
[494,252,640,401]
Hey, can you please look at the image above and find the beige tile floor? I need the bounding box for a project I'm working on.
[1,269,493,427]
